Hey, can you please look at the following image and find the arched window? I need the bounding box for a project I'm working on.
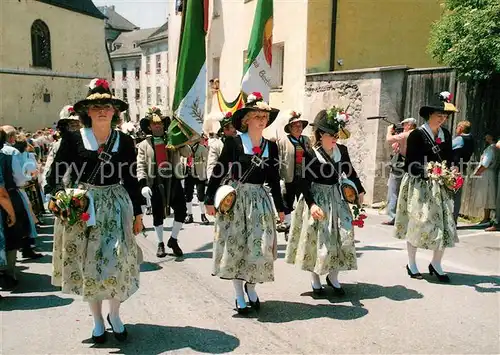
[31,20,51,69]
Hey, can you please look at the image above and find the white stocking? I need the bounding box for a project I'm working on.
[245,283,258,302]
[328,270,341,288]
[154,225,164,243]
[108,298,125,333]
[407,241,419,274]
[232,279,247,308]
[431,249,446,275]
[311,272,322,289]
[88,301,105,336]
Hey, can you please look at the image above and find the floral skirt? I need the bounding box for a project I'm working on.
[52,184,140,302]
[212,183,276,283]
[395,174,458,250]
[285,183,357,274]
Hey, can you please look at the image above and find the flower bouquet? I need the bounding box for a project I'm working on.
[48,189,90,225]
[426,161,464,193]
[351,205,367,228]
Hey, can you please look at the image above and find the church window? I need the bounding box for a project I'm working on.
[31,20,51,69]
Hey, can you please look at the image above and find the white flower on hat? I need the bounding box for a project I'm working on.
[336,112,349,123]
[89,78,99,89]
[247,92,263,104]
[439,91,453,102]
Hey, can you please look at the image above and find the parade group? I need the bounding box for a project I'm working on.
[0,78,467,344]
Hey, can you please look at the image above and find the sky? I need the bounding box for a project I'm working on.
[92,0,169,28]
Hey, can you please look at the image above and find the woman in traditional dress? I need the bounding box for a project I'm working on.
[45,78,143,343]
[285,108,365,295]
[205,92,284,314]
[395,91,459,282]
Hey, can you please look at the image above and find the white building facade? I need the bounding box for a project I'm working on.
[110,25,169,122]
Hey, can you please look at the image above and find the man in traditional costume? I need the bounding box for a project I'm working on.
[137,108,191,257]
[276,110,311,234]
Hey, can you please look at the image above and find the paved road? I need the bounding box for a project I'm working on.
[1,204,499,354]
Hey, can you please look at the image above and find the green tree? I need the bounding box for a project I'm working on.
[428,0,500,81]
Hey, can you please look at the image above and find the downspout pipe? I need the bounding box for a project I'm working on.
[329,0,338,71]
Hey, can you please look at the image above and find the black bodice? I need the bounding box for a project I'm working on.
[205,135,284,212]
[405,127,453,178]
[45,130,142,216]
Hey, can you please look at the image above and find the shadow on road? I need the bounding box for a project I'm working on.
[18,254,52,264]
[183,251,212,259]
[0,294,73,311]
[300,282,423,307]
[250,300,368,323]
[84,324,240,354]
[140,262,163,272]
[424,273,500,293]
[10,272,58,294]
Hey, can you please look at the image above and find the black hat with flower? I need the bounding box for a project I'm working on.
[311,106,351,139]
[419,91,458,120]
[284,110,308,133]
[139,106,171,134]
[73,78,128,113]
[232,92,280,132]
[220,111,234,129]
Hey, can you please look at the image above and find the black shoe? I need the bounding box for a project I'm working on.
[167,237,183,257]
[244,282,260,310]
[107,315,128,342]
[311,284,325,295]
[276,223,290,233]
[200,214,209,225]
[235,299,250,314]
[428,264,450,282]
[91,330,107,344]
[21,248,43,260]
[184,214,194,224]
[406,265,423,279]
[156,242,167,258]
[326,275,346,296]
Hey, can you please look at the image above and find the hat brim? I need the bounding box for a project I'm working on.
[284,119,308,133]
[139,116,169,135]
[73,97,128,113]
[232,107,279,132]
[311,123,350,139]
[419,103,458,118]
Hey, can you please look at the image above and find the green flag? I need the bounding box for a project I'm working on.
[241,0,273,101]
[172,0,208,134]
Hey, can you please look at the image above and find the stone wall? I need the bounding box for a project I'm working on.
[304,66,410,205]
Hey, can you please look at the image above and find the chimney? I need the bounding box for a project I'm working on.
[110,5,115,11]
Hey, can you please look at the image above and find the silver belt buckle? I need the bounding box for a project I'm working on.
[251,155,264,167]
[98,151,112,162]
